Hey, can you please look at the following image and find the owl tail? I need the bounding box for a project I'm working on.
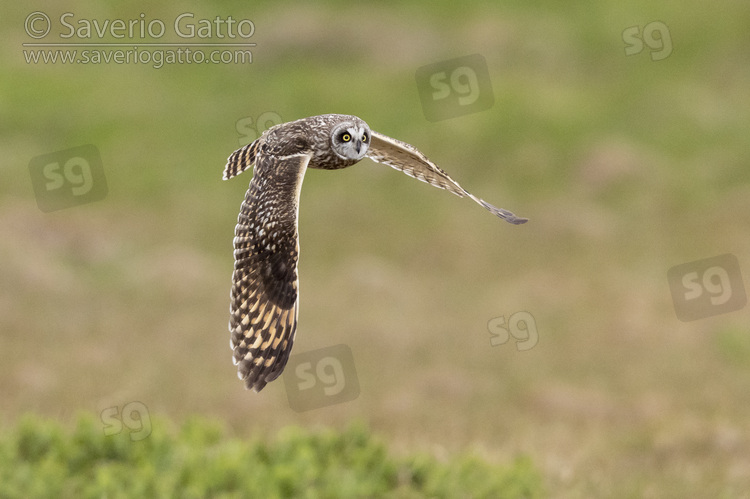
[223,139,260,180]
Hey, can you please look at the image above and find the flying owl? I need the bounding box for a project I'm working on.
[223,114,526,392]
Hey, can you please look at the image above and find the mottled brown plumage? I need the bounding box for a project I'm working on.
[224,114,526,392]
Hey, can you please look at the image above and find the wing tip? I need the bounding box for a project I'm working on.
[237,361,270,392]
[247,378,268,392]
[477,198,529,225]
[507,216,529,225]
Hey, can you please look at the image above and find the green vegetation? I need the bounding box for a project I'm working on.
[1,415,541,498]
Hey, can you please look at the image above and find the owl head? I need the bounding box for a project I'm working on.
[330,118,370,161]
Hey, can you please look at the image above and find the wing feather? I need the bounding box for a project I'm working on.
[227,150,310,392]
[365,131,527,224]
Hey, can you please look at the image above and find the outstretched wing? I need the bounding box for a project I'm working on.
[365,131,527,224]
[226,149,310,392]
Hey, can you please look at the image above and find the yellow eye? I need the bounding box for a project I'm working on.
[361,134,367,142]
[342,133,351,142]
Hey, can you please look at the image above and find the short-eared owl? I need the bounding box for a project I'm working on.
[223,114,526,392]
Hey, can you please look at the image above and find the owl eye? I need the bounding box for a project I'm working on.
[341,133,351,142]
[361,134,367,142]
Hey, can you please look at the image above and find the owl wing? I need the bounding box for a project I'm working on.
[365,131,527,224]
[226,148,310,392]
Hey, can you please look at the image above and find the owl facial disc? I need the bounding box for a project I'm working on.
[331,122,370,161]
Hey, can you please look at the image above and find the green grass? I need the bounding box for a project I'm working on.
[1,414,541,498]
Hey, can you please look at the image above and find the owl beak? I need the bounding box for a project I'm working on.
[355,140,362,154]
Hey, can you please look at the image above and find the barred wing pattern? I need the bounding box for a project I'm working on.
[366,131,527,225]
[227,147,310,392]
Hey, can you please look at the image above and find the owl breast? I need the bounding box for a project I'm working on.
[309,153,361,170]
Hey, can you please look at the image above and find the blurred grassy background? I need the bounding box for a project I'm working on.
[2,0,750,496]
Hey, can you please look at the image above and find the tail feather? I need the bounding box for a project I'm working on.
[223,139,261,180]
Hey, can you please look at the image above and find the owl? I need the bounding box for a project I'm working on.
[223,114,526,392]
